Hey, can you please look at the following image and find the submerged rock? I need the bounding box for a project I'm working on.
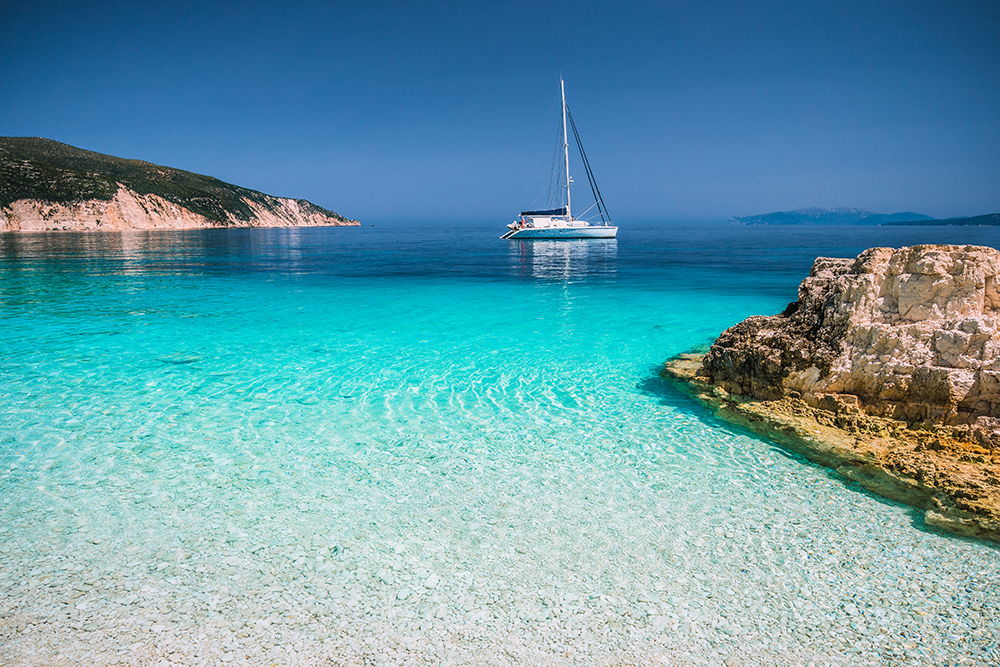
[665,245,1000,542]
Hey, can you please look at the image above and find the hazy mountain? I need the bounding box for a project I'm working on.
[729,207,935,226]
[882,213,1000,226]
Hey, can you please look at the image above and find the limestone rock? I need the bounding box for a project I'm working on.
[702,245,1000,436]
[0,186,357,232]
[0,136,359,231]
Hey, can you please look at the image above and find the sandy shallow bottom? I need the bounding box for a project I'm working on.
[2,398,998,667]
[3,227,1000,666]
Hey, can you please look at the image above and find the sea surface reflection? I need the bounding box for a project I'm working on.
[507,238,618,281]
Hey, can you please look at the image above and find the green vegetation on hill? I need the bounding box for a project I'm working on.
[0,137,349,225]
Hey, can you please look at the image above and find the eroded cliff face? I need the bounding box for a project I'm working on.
[0,185,358,232]
[703,245,1000,428]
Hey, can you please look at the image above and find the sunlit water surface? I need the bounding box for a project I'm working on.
[1,224,998,666]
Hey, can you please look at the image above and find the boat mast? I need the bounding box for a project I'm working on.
[561,78,572,219]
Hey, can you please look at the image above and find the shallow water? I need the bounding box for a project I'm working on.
[1,224,999,666]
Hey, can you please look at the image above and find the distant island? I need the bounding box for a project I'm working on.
[729,207,935,225]
[730,207,1000,226]
[883,213,1000,226]
[0,137,358,232]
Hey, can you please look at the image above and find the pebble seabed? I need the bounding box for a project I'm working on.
[2,227,999,666]
[1,399,998,667]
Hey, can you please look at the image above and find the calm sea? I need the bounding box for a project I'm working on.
[2,223,998,666]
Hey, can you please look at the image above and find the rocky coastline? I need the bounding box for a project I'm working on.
[0,137,359,232]
[664,245,1000,542]
[0,186,359,232]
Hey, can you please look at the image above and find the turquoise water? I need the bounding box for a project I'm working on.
[1,224,999,666]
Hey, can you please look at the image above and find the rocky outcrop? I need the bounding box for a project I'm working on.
[703,245,1000,432]
[664,245,1000,543]
[0,186,357,232]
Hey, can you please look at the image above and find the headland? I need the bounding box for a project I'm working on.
[0,137,358,232]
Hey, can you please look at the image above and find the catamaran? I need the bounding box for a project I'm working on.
[502,79,617,240]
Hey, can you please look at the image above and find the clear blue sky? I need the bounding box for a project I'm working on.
[2,0,998,223]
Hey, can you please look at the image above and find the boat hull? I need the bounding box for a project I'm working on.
[503,226,618,240]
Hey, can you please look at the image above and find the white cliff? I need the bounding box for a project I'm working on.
[0,185,358,232]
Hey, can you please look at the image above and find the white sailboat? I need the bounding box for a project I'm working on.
[502,79,618,240]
